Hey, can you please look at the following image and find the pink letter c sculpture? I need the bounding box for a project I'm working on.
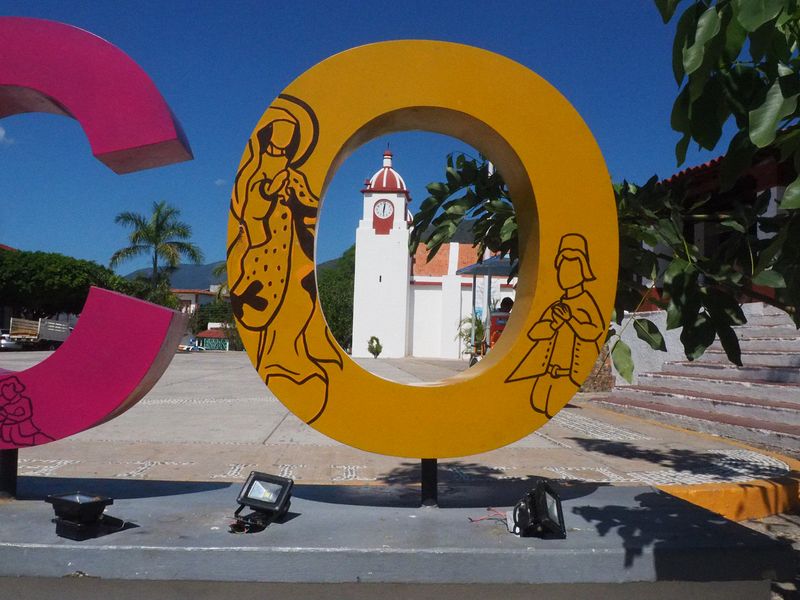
[0,289,186,449]
[0,17,192,173]
[0,18,190,449]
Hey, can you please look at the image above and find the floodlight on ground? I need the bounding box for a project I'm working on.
[512,480,566,539]
[231,471,293,533]
[46,492,115,540]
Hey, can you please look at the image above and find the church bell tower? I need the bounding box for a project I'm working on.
[351,150,411,358]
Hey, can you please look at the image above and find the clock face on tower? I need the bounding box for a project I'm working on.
[374,199,394,218]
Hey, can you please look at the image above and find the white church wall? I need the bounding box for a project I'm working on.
[411,286,442,358]
[439,275,463,359]
[406,283,416,354]
[460,284,475,315]
[351,225,410,358]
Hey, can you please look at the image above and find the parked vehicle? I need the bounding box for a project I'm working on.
[8,317,71,349]
[0,332,22,351]
[177,343,205,352]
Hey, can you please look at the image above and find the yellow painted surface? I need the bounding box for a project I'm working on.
[659,474,800,521]
[227,41,617,458]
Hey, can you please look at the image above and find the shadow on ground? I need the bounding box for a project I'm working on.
[568,438,789,480]
[15,476,230,501]
[369,461,606,508]
[571,489,795,581]
[742,513,800,599]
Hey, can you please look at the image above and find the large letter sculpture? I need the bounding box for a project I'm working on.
[0,17,191,172]
[0,17,191,450]
[228,41,618,458]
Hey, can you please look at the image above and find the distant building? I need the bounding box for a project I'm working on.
[351,151,514,359]
[172,288,216,314]
[196,323,234,351]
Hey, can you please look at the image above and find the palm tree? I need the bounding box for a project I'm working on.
[110,200,204,288]
[210,261,229,299]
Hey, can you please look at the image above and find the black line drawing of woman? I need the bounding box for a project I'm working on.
[228,94,342,424]
[505,234,604,417]
[0,375,53,447]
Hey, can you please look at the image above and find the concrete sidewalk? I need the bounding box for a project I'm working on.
[2,351,797,521]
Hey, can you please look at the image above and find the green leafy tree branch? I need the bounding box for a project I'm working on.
[410,3,800,380]
[317,245,356,352]
[410,151,798,381]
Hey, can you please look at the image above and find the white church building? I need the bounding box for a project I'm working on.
[351,150,515,359]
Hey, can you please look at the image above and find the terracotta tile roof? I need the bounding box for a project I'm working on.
[661,156,725,186]
[196,328,230,339]
[660,147,790,194]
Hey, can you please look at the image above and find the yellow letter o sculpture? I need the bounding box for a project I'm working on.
[227,41,618,458]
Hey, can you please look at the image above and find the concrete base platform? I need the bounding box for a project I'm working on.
[0,477,793,597]
[0,579,775,600]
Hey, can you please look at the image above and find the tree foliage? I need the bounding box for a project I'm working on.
[317,245,355,351]
[456,314,486,356]
[411,3,800,380]
[657,0,800,192]
[611,176,770,373]
[411,149,798,381]
[110,200,204,288]
[123,274,182,310]
[367,335,383,358]
[653,0,800,320]
[0,250,130,318]
[191,298,229,334]
[409,154,516,269]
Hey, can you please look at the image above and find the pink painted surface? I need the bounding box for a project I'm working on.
[0,18,193,449]
[0,288,187,449]
[0,17,192,173]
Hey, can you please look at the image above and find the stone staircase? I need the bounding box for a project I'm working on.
[595,304,800,457]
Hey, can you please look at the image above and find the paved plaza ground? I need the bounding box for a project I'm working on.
[1,350,799,598]
[2,351,796,490]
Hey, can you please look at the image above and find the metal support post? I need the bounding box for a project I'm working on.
[420,458,438,507]
[0,449,18,498]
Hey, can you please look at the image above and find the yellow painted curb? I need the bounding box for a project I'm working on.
[658,473,800,522]
[588,401,800,521]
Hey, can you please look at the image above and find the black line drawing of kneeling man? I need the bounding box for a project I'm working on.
[505,233,604,418]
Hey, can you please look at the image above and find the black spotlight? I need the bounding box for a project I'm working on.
[512,480,566,539]
[231,471,293,533]
[46,492,115,541]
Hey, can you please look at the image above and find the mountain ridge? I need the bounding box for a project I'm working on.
[126,258,342,290]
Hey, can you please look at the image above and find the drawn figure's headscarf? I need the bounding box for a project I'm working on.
[555,233,595,281]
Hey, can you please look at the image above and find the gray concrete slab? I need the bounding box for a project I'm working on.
[354,356,468,383]
[0,578,772,600]
[0,479,792,587]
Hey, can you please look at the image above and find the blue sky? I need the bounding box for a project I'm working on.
[0,1,728,272]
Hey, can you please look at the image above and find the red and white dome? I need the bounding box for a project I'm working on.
[363,150,409,195]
